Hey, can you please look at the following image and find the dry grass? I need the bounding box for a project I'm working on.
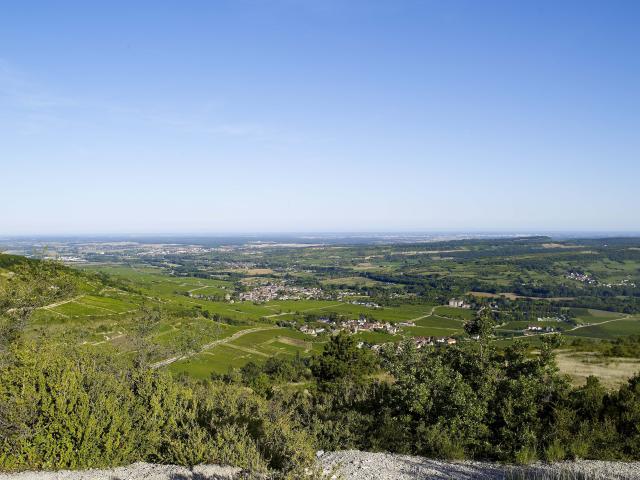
[321,276,383,287]
[556,352,640,388]
[229,268,274,275]
[468,291,575,301]
[541,243,577,249]
[470,291,521,300]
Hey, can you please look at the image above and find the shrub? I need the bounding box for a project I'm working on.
[0,342,316,477]
[544,440,566,463]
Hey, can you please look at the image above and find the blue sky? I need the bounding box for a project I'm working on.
[1,0,639,234]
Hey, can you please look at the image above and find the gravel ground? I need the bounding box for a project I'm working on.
[1,453,640,479]
[318,450,640,479]
[0,462,241,480]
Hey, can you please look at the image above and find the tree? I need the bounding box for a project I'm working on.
[312,332,377,383]
[464,307,495,361]
[132,304,165,366]
[0,259,77,352]
[464,307,495,339]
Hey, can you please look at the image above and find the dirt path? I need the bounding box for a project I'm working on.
[408,306,436,322]
[264,311,295,318]
[34,295,85,311]
[409,306,466,324]
[150,326,280,369]
[187,285,209,293]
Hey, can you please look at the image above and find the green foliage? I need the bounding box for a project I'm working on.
[0,342,316,476]
[611,374,640,457]
[0,259,77,315]
[311,332,377,383]
[0,259,77,349]
[2,245,640,473]
[570,335,640,358]
[463,307,496,339]
[0,322,640,472]
[264,335,640,463]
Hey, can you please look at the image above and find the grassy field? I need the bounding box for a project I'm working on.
[571,308,625,323]
[556,351,640,388]
[433,306,475,320]
[402,325,463,337]
[565,317,640,339]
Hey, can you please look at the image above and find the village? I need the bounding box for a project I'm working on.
[299,315,403,336]
[566,271,637,288]
[297,314,459,350]
[238,283,327,302]
[566,271,597,284]
[524,324,558,334]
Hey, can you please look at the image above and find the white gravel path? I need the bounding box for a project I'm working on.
[0,462,241,480]
[2,452,640,479]
[318,450,640,479]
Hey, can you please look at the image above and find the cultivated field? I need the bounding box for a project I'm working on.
[5,235,640,386]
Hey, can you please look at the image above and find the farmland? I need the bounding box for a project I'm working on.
[2,234,640,385]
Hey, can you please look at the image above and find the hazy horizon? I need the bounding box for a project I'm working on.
[2,1,639,234]
[3,230,640,240]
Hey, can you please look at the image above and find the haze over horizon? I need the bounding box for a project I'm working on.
[2,0,639,234]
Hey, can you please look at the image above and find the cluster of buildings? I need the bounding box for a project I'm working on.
[349,300,381,309]
[239,283,325,302]
[448,298,471,308]
[414,336,458,348]
[299,315,402,336]
[365,335,458,352]
[298,316,463,350]
[299,325,326,336]
[525,325,557,333]
[390,292,417,299]
[566,271,636,289]
[536,315,568,322]
[138,245,216,257]
[341,317,399,334]
[566,271,597,284]
[336,290,368,301]
[51,255,86,263]
[600,278,637,288]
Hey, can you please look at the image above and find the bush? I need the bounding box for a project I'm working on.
[544,440,566,463]
[514,445,538,465]
[0,342,316,477]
